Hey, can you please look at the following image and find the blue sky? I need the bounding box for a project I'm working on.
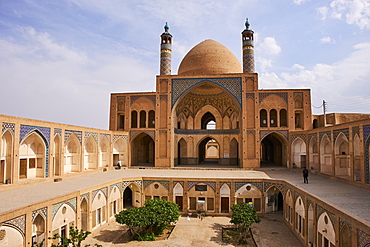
[1,0,370,129]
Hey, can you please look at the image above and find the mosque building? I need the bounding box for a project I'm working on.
[1,20,370,246]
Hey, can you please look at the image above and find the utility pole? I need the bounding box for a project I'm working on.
[323,100,327,127]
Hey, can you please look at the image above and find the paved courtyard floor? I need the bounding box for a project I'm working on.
[83,213,303,247]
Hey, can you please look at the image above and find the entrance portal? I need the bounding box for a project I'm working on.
[123,187,133,208]
[199,137,219,164]
[131,133,154,166]
[261,133,286,167]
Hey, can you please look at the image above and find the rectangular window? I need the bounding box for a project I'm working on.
[29,158,36,169]
[119,115,125,129]
[189,197,196,210]
[237,198,243,204]
[245,198,252,203]
[207,198,214,211]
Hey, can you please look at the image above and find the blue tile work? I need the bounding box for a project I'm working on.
[2,215,26,236]
[171,77,242,107]
[80,193,90,203]
[122,180,142,191]
[320,131,332,141]
[130,95,156,107]
[92,187,108,201]
[1,122,15,135]
[52,198,77,220]
[64,130,82,143]
[358,228,370,247]
[188,181,216,192]
[32,207,47,221]
[54,128,62,137]
[364,125,370,184]
[113,134,128,144]
[259,92,288,104]
[263,182,285,194]
[84,132,98,144]
[20,125,50,178]
[110,182,123,193]
[234,182,263,193]
[143,180,170,191]
[333,128,349,140]
[316,204,336,227]
[100,133,111,142]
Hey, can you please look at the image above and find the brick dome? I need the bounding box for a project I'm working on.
[177,39,242,76]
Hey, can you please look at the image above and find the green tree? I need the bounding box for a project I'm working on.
[48,226,102,247]
[115,198,180,241]
[230,202,260,244]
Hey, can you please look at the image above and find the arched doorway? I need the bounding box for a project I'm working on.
[80,198,88,231]
[1,130,12,184]
[198,137,219,164]
[261,133,286,167]
[123,186,133,208]
[292,138,306,168]
[53,134,61,176]
[32,213,45,244]
[131,133,154,167]
[265,186,283,213]
[177,138,187,165]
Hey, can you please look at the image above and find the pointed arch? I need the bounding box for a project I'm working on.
[230,138,239,166]
[92,191,107,229]
[334,133,350,177]
[317,212,335,247]
[1,130,13,183]
[261,132,287,167]
[100,136,110,168]
[295,196,305,236]
[113,137,127,168]
[309,136,319,170]
[53,134,61,176]
[65,133,81,173]
[198,136,220,164]
[19,132,46,179]
[177,138,187,165]
[292,137,306,168]
[80,198,88,231]
[285,190,294,224]
[353,134,362,181]
[320,135,332,174]
[32,213,46,244]
[265,185,283,213]
[131,133,154,167]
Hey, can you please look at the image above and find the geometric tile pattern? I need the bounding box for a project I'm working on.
[113,134,128,144]
[20,125,50,144]
[130,95,156,107]
[100,133,111,142]
[1,122,15,135]
[84,132,98,144]
[234,181,263,193]
[80,193,90,202]
[92,187,108,201]
[320,131,332,141]
[32,207,47,221]
[171,77,242,107]
[263,182,285,194]
[188,181,216,192]
[220,182,231,191]
[3,215,26,236]
[110,182,123,193]
[260,130,288,141]
[20,125,50,178]
[160,95,168,102]
[52,197,77,220]
[160,59,171,75]
[365,125,370,184]
[173,181,184,189]
[333,128,349,140]
[54,128,62,137]
[339,218,351,232]
[316,204,336,227]
[143,180,170,191]
[358,228,370,247]
[64,130,82,143]
[290,134,307,144]
[259,92,288,104]
[122,180,142,191]
[246,93,254,100]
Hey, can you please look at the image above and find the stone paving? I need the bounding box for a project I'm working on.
[82,213,303,247]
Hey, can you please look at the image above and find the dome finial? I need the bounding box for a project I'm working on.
[164,22,169,32]
[245,18,250,29]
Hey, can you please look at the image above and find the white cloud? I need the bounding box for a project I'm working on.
[293,0,310,5]
[256,57,273,72]
[259,37,281,55]
[320,36,336,44]
[292,64,305,70]
[318,0,370,29]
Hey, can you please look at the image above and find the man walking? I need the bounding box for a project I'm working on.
[303,168,309,183]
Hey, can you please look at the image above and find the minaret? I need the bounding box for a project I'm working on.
[242,18,255,73]
[160,22,172,75]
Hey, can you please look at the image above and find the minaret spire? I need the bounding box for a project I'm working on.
[242,18,255,73]
[160,22,172,75]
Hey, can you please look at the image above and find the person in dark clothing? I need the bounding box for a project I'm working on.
[303,168,309,183]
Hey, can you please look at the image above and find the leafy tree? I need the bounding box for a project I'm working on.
[48,226,102,247]
[115,198,180,241]
[230,202,260,244]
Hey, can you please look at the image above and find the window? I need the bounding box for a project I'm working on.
[148,110,155,128]
[140,111,146,128]
[131,111,137,128]
[189,197,196,210]
[260,109,267,127]
[270,109,277,127]
[280,109,287,127]
[119,115,124,130]
[207,198,214,211]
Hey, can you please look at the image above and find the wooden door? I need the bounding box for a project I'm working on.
[19,159,27,179]
[221,197,229,213]
[176,196,183,211]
